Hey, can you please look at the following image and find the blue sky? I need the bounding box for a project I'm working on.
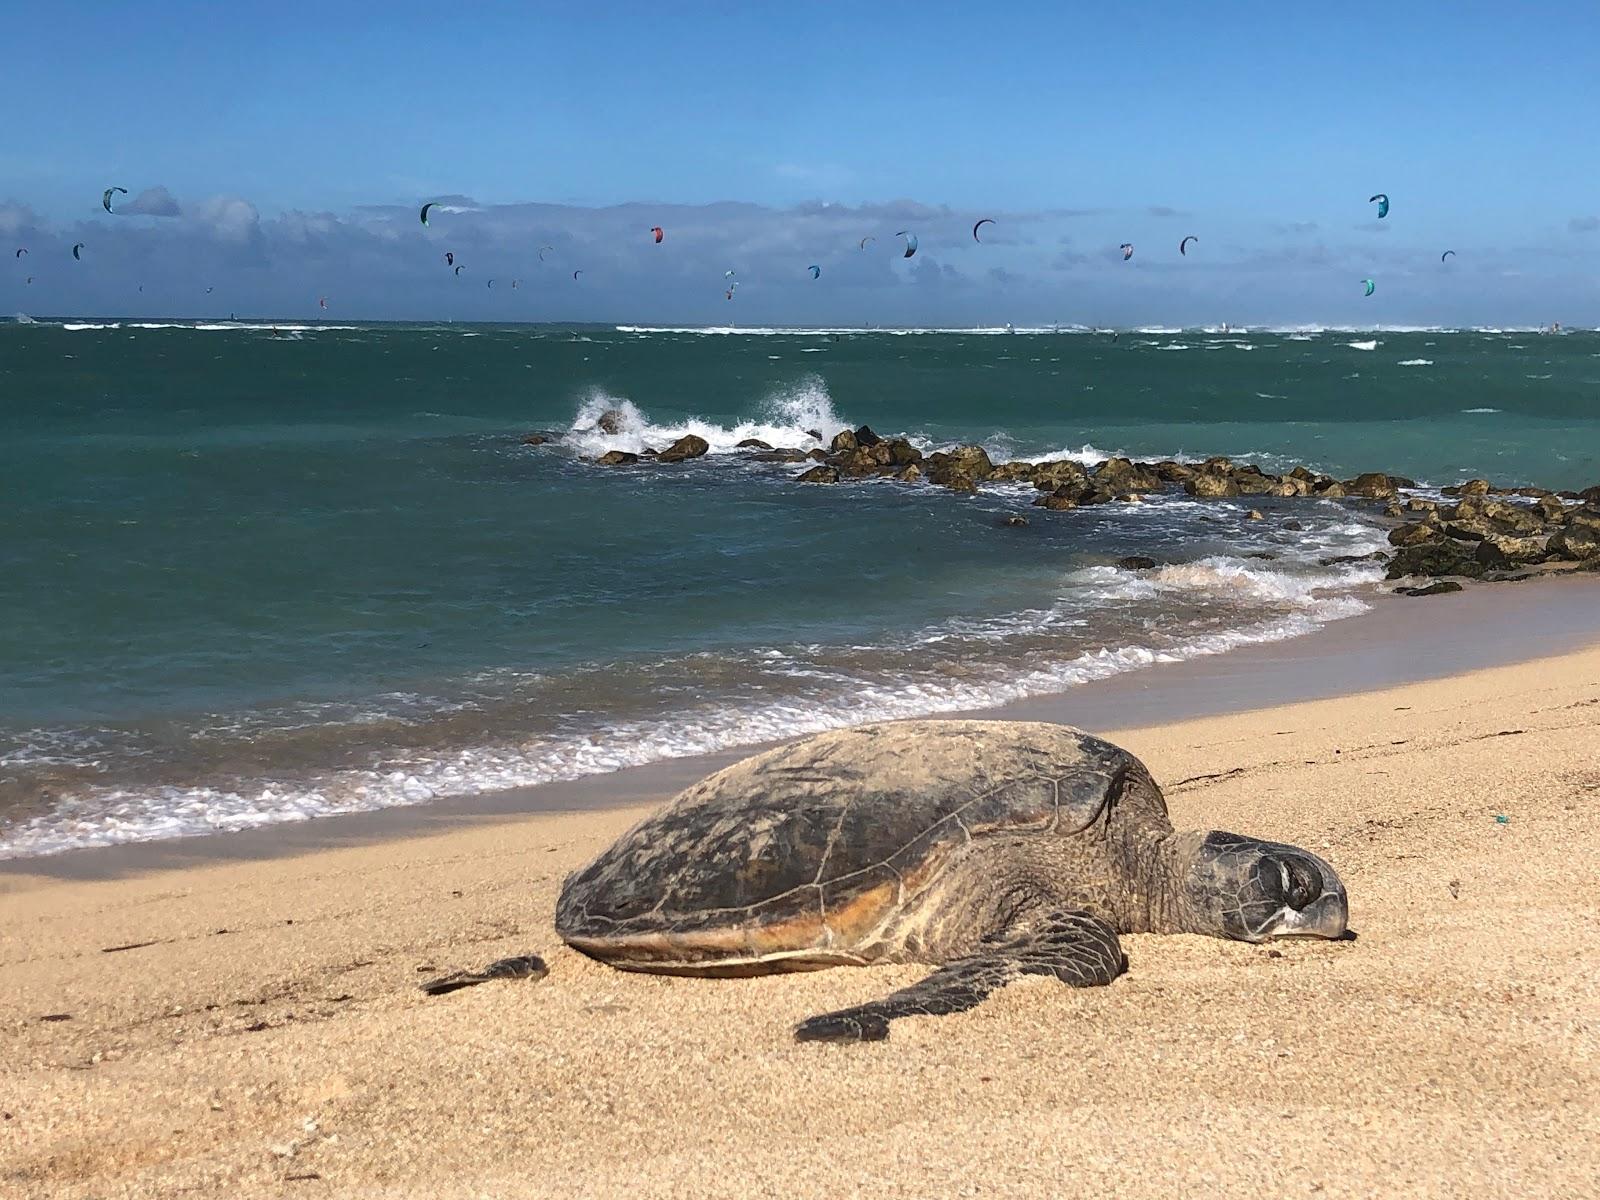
[4,1,1597,323]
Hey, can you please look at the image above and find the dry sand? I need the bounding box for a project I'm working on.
[4,642,1600,1198]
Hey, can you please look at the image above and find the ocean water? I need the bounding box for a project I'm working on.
[3,321,1598,857]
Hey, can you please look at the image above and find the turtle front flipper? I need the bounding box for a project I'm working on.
[793,911,1125,1043]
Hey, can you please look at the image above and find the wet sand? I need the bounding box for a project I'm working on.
[4,608,1599,1196]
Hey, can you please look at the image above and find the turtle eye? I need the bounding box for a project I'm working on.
[1278,856,1321,910]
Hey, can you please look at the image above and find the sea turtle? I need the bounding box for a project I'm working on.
[555,720,1348,1042]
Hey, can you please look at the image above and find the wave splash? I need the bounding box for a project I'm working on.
[560,377,852,458]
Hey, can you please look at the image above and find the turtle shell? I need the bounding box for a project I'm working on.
[556,720,1157,973]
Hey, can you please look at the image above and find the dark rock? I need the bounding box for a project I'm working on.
[1382,502,1404,519]
[1534,495,1566,523]
[1549,526,1600,561]
[1001,514,1029,527]
[830,430,859,454]
[595,450,638,466]
[1578,484,1600,504]
[990,461,1038,483]
[1282,520,1305,531]
[1395,581,1465,597]
[806,449,830,462]
[1388,475,1419,488]
[1093,456,1162,494]
[1313,481,1347,498]
[752,448,810,463]
[1442,479,1491,497]
[1153,461,1198,483]
[892,463,922,483]
[1564,507,1600,536]
[1404,498,1439,513]
[796,465,839,484]
[521,432,556,446]
[1031,460,1090,492]
[1575,554,1600,573]
[1246,510,1264,521]
[1385,539,1483,580]
[1201,456,1234,473]
[1116,556,1158,570]
[736,438,773,450]
[1511,486,1552,498]
[833,447,884,477]
[1289,466,1317,482]
[886,439,923,466]
[852,425,883,447]
[1474,534,1548,569]
[1185,472,1241,498]
[657,434,710,463]
[1321,551,1389,565]
[1344,472,1400,500]
[1244,551,1276,560]
[1389,521,1443,548]
[1231,467,1283,496]
[596,409,626,435]
[1032,489,1079,510]
[804,429,823,442]
[926,445,995,484]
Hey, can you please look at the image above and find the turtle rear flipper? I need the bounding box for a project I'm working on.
[420,954,548,996]
[793,911,1124,1043]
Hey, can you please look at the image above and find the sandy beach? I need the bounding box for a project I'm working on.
[5,623,1600,1197]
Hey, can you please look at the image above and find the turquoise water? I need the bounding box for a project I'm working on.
[2,320,1597,856]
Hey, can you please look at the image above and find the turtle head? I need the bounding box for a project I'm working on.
[1177,831,1348,942]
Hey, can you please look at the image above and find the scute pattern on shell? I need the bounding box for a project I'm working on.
[556,721,1149,967]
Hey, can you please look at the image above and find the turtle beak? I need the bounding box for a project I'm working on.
[1269,884,1348,939]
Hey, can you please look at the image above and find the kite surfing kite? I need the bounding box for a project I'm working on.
[1362,278,1375,296]
[444,251,454,267]
[420,202,438,226]
[512,279,520,289]
[1369,194,1389,219]
[808,264,821,279]
[319,296,329,309]
[573,270,583,281]
[13,248,25,258]
[454,264,464,276]
[487,279,496,289]
[72,242,85,261]
[896,231,918,258]
[1120,243,1134,261]
[972,218,994,242]
[651,226,664,244]
[1180,235,1198,256]
[102,187,127,213]
[1440,249,1456,262]
[858,236,876,250]
[539,245,554,261]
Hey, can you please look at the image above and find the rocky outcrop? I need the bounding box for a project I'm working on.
[1116,556,1158,570]
[1395,581,1464,597]
[752,448,809,462]
[657,434,710,463]
[521,432,557,446]
[1185,472,1241,498]
[561,416,1600,599]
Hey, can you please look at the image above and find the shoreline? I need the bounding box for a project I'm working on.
[8,573,1599,883]
[5,595,1599,1196]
